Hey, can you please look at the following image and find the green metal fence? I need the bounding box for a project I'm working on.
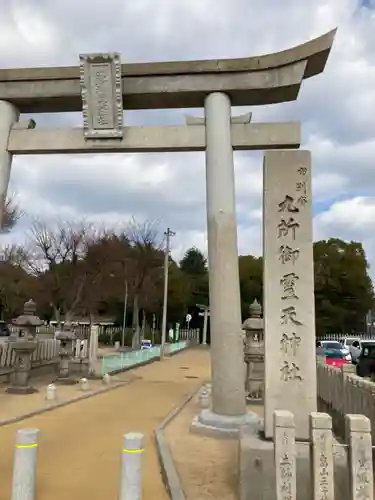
[100,341,190,375]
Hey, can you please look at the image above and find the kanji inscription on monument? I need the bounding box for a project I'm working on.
[79,53,123,139]
[263,150,316,440]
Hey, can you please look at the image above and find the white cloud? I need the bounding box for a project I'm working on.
[0,0,375,279]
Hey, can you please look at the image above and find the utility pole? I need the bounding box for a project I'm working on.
[121,279,128,347]
[160,228,175,359]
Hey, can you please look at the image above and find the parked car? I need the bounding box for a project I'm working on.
[339,337,360,349]
[316,340,351,362]
[0,321,10,337]
[140,339,153,350]
[356,342,375,377]
[324,350,350,368]
[351,340,375,364]
[339,337,361,359]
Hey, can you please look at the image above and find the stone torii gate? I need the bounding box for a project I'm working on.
[0,28,336,437]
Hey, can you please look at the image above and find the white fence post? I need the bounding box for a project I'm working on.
[274,410,296,500]
[309,412,334,500]
[11,428,39,500]
[346,414,374,500]
[119,432,144,500]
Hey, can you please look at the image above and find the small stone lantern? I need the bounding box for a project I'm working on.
[55,321,77,384]
[242,299,264,404]
[7,299,43,394]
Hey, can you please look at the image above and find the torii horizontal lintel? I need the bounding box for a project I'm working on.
[0,30,336,113]
[7,122,300,155]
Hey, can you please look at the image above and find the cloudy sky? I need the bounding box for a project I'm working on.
[1,0,375,274]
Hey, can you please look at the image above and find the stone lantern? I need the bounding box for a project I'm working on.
[7,299,43,394]
[55,321,77,384]
[242,299,264,404]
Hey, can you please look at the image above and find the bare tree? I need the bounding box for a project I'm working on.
[25,218,93,326]
[0,244,33,319]
[78,227,121,324]
[125,218,164,347]
[0,194,24,233]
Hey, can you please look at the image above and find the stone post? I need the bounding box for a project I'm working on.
[0,100,19,229]
[88,325,99,377]
[202,308,209,345]
[263,150,316,440]
[11,428,39,500]
[242,299,264,403]
[120,432,144,500]
[192,92,258,436]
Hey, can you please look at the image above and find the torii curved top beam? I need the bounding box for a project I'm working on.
[0,29,336,113]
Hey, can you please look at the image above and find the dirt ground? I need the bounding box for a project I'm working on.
[0,372,131,423]
[165,397,264,500]
[0,348,210,500]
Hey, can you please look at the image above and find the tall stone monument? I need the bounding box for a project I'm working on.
[263,150,315,440]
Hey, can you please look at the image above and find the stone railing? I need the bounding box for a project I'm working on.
[0,339,89,370]
[317,361,375,441]
[274,409,373,499]
[178,328,200,343]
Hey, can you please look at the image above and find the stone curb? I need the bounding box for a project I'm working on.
[0,345,192,428]
[0,379,134,428]
[154,382,206,500]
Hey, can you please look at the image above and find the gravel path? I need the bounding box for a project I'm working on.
[0,348,210,500]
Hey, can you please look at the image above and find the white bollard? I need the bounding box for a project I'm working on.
[120,432,144,500]
[45,383,57,401]
[79,378,89,391]
[103,373,111,385]
[199,390,210,409]
[114,341,121,351]
[11,428,39,500]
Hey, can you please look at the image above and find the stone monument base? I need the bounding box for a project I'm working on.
[6,385,38,395]
[191,408,260,439]
[239,425,349,500]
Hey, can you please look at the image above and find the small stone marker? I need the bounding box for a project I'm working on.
[274,410,296,500]
[309,412,334,500]
[79,378,89,392]
[346,414,374,500]
[45,383,57,401]
[103,373,111,385]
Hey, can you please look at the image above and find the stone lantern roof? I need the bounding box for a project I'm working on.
[242,299,264,331]
[12,299,43,328]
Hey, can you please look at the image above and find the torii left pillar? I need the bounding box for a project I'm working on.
[0,101,19,228]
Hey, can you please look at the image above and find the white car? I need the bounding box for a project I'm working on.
[339,337,360,351]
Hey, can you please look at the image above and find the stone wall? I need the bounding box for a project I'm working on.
[317,361,375,442]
